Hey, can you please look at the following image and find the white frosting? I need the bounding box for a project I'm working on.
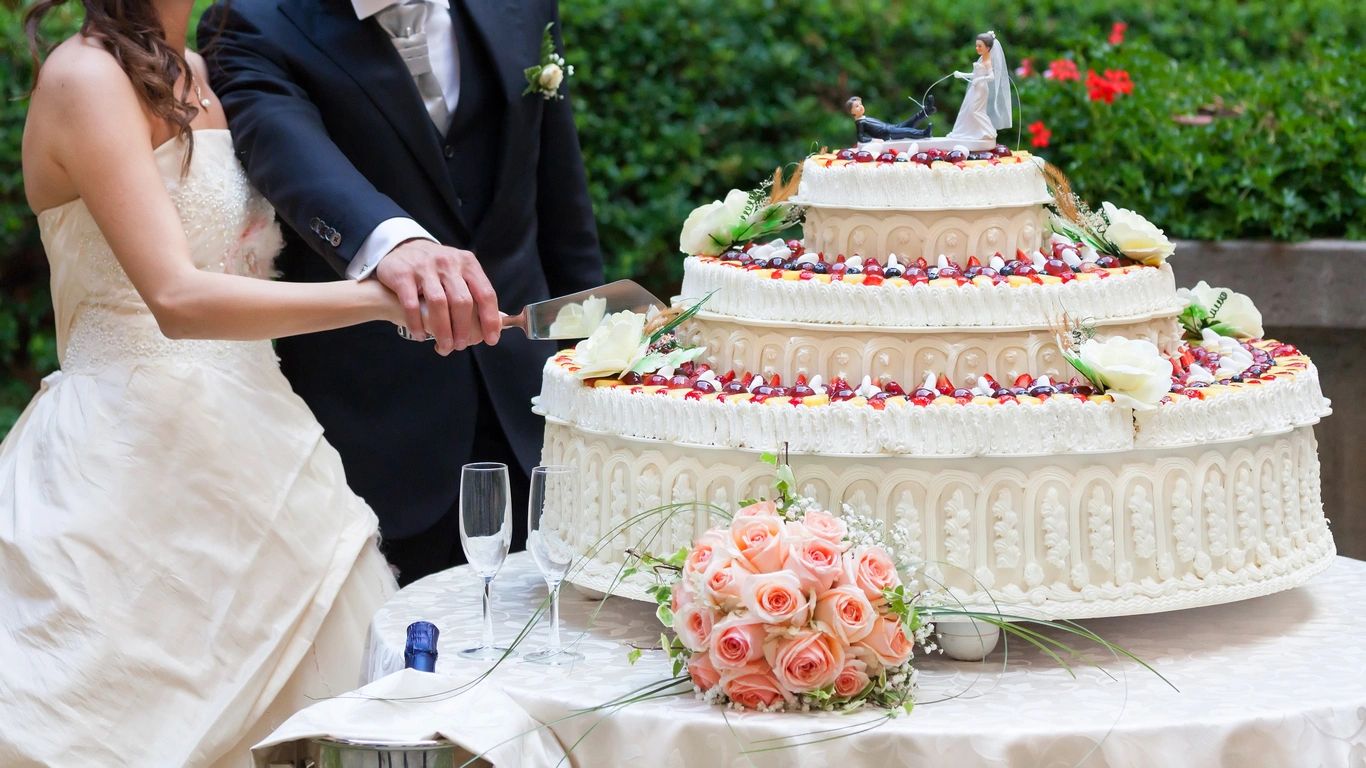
[681,257,1184,329]
[682,312,1181,396]
[796,155,1050,210]
[539,360,1132,457]
[541,357,1329,456]
[542,420,1335,620]
[1137,364,1332,448]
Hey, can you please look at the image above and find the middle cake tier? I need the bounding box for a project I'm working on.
[679,256,1184,384]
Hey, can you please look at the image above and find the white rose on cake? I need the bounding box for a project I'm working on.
[1178,281,1264,339]
[1101,202,1175,265]
[547,294,607,338]
[1077,336,1172,410]
[571,310,649,379]
[679,189,749,256]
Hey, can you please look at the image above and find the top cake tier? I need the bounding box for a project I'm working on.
[795,149,1050,211]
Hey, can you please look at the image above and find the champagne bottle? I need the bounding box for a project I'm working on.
[403,621,439,672]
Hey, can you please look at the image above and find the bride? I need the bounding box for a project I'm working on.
[3,0,418,764]
[946,31,1012,142]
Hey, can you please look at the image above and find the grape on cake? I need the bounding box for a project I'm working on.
[533,137,1334,621]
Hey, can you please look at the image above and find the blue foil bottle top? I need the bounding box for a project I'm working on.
[404,621,439,672]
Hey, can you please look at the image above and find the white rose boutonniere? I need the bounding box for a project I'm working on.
[1072,336,1172,410]
[1100,202,1175,266]
[1176,280,1264,340]
[524,23,574,100]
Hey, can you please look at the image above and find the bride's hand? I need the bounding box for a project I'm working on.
[363,279,410,328]
[953,71,972,80]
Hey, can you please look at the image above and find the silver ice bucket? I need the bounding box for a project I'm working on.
[313,737,460,768]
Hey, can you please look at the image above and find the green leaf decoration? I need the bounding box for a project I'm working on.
[1177,302,1209,338]
[647,290,717,345]
[656,604,674,628]
[627,647,643,665]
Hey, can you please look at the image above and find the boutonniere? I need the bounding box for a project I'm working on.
[523,22,575,100]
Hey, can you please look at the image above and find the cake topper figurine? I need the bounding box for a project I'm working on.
[846,94,937,144]
[946,31,1013,142]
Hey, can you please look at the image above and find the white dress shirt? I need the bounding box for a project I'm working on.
[346,0,460,279]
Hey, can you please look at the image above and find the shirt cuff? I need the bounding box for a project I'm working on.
[347,218,438,280]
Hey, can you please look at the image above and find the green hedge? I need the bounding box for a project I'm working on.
[2,0,1364,434]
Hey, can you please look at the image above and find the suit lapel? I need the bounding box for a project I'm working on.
[459,0,528,105]
[280,0,471,237]
[457,0,534,233]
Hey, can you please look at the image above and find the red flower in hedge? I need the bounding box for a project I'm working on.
[1028,121,1051,148]
[1045,59,1080,82]
[1086,69,1118,103]
[1015,57,1035,78]
[1105,69,1134,95]
[1109,21,1127,46]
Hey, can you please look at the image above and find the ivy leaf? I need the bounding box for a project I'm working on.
[656,604,675,628]
[627,647,643,665]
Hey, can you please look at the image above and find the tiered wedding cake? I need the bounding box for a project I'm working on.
[535,143,1334,620]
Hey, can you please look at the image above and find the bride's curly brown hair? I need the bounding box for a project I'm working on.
[25,0,206,169]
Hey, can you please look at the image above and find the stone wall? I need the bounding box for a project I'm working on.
[1176,240,1364,559]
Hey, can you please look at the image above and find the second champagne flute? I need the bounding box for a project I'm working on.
[525,465,583,665]
[458,462,513,660]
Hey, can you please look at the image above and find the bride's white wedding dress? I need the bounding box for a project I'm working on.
[0,129,397,766]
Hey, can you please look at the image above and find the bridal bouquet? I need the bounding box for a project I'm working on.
[637,459,932,713]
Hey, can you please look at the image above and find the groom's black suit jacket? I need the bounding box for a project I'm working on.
[201,0,603,538]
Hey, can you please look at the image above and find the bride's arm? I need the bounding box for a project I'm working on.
[34,53,406,342]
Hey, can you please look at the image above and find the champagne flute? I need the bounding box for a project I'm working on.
[524,465,583,665]
[458,462,513,660]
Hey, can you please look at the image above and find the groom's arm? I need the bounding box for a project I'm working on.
[199,4,499,352]
[199,3,409,277]
[534,10,605,296]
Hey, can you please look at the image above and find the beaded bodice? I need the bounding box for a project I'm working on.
[35,130,283,371]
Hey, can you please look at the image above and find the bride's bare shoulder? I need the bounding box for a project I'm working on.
[24,36,152,211]
[32,36,144,119]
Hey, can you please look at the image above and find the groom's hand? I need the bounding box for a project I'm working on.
[377,240,501,355]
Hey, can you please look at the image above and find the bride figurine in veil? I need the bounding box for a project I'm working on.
[946,31,1012,142]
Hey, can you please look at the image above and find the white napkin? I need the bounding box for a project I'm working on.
[252,668,567,767]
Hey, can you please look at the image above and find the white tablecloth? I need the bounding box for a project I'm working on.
[365,554,1366,767]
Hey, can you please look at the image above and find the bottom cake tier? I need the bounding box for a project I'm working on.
[541,420,1335,620]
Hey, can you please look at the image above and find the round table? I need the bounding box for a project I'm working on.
[366,553,1366,767]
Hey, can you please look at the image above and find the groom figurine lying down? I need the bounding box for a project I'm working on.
[847,95,936,143]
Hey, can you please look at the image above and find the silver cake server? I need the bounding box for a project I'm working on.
[396,279,667,342]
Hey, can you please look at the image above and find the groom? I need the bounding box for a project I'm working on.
[201,0,604,584]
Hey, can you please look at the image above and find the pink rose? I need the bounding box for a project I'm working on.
[672,600,715,653]
[684,530,728,575]
[740,571,810,626]
[688,654,721,693]
[813,584,877,644]
[708,616,767,671]
[832,658,872,698]
[855,614,914,668]
[702,560,749,611]
[720,662,793,711]
[787,536,844,594]
[847,643,884,675]
[802,509,849,546]
[736,500,778,517]
[671,576,697,615]
[730,515,786,573]
[845,546,901,603]
[765,629,845,693]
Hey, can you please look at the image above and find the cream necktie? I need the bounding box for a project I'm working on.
[376,1,451,131]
